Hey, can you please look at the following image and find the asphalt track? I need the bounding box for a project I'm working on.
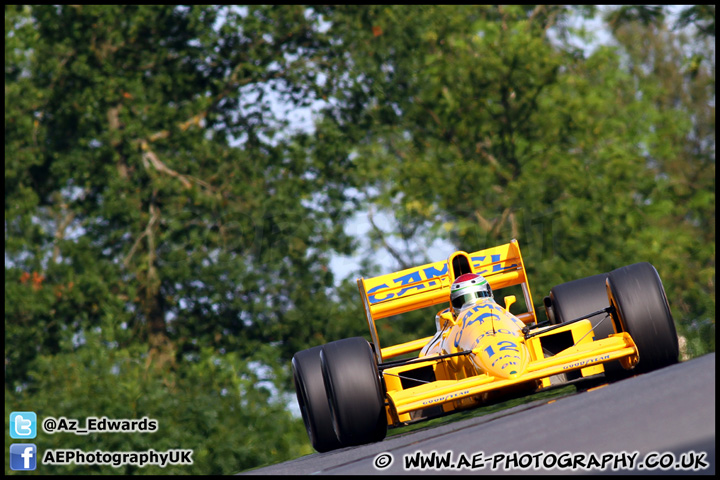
[244,353,715,475]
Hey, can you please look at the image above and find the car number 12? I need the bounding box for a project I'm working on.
[484,341,519,358]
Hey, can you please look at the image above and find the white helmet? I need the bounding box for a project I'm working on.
[450,273,493,316]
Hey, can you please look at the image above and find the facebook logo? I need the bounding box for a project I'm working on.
[10,411,37,439]
[10,444,37,471]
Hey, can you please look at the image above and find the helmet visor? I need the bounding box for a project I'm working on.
[452,291,479,310]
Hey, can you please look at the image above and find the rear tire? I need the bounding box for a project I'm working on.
[320,337,387,446]
[547,273,622,377]
[292,346,343,452]
[606,262,679,373]
[548,273,616,338]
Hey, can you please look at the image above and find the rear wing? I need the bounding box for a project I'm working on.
[357,239,536,362]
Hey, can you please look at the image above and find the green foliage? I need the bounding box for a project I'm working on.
[5,5,360,387]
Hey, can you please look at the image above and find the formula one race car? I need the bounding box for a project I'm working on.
[292,239,679,452]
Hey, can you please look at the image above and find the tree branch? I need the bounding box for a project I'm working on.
[367,207,413,270]
[123,197,160,268]
[139,141,213,191]
[52,210,76,264]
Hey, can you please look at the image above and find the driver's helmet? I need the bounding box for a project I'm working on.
[450,273,493,316]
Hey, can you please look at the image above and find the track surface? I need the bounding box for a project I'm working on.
[244,353,715,475]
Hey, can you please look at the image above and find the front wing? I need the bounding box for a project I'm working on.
[381,327,638,425]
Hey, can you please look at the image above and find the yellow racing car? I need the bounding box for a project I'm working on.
[292,239,679,452]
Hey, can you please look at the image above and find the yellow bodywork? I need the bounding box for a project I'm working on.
[356,239,639,427]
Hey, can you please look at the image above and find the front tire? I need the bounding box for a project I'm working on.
[606,262,679,373]
[292,346,343,452]
[320,337,387,446]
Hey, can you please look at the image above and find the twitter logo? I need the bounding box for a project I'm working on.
[10,411,37,439]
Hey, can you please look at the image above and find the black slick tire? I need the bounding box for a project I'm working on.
[292,345,343,452]
[320,337,387,447]
[548,273,616,338]
[547,273,622,376]
[606,262,679,373]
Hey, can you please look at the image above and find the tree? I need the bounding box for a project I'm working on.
[5,5,360,388]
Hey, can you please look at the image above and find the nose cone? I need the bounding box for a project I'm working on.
[472,333,530,379]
